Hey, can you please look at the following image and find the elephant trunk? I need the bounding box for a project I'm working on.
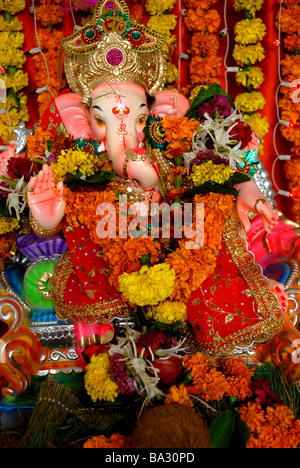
[105,126,159,191]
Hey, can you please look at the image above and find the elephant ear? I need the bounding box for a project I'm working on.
[150,90,191,118]
[55,93,93,140]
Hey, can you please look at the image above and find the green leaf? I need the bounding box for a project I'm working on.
[184,182,239,198]
[209,409,250,448]
[185,83,232,120]
[64,170,114,190]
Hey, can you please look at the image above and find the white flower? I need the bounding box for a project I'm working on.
[183,107,247,170]
[108,326,186,408]
[1,176,28,220]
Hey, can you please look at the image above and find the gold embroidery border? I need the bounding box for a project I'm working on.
[50,252,132,324]
[186,217,284,356]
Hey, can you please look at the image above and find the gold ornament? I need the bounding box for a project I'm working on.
[254,198,267,213]
[62,0,167,106]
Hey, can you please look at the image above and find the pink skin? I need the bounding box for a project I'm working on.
[88,82,159,190]
[269,279,289,313]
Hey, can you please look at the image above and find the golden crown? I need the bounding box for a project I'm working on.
[62,0,167,106]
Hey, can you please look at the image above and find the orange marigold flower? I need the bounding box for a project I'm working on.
[161,116,199,143]
[188,31,220,57]
[184,8,221,33]
[165,384,194,407]
[222,358,254,400]
[239,402,300,448]
[83,433,129,448]
[26,126,53,160]
[183,353,230,401]
[184,0,218,8]
[190,55,222,85]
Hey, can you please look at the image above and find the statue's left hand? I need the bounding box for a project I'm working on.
[235,179,279,233]
[27,164,66,231]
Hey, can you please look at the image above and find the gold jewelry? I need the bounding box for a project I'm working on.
[30,214,63,238]
[254,198,267,213]
[62,0,167,106]
[123,149,154,179]
[247,211,256,221]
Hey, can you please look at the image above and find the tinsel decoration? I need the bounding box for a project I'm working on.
[20,381,81,448]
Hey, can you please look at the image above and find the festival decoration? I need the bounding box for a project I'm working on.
[181,0,222,96]
[31,0,66,116]
[0,0,299,451]
[232,0,269,156]
[145,0,178,85]
[277,0,300,223]
[0,0,29,145]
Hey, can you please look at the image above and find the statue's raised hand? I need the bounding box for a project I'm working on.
[235,179,279,233]
[27,164,66,231]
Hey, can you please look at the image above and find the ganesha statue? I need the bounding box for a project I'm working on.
[0,0,300,416]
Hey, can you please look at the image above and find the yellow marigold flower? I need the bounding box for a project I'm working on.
[236,67,264,89]
[0,16,23,32]
[4,70,28,93]
[84,354,119,403]
[244,112,269,139]
[0,0,25,15]
[234,18,266,44]
[147,14,177,37]
[189,85,209,103]
[233,43,265,66]
[233,0,264,17]
[235,91,266,113]
[190,161,233,186]
[118,264,176,306]
[166,62,178,84]
[0,216,19,235]
[148,300,187,324]
[0,48,25,68]
[145,0,176,15]
[52,148,98,182]
[0,31,24,51]
[165,384,193,407]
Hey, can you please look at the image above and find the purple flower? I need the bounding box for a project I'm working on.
[47,152,59,164]
[109,353,136,397]
[197,95,232,121]
[193,151,229,166]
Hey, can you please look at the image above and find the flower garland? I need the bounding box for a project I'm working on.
[232,0,269,156]
[181,0,222,97]
[276,0,300,223]
[0,0,29,145]
[145,0,178,86]
[32,0,66,116]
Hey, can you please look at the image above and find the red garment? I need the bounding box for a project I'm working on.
[186,219,284,356]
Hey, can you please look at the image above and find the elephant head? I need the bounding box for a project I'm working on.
[55,83,190,194]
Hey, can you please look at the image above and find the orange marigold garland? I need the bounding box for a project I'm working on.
[182,0,222,96]
[32,0,66,116]
[276,0,300,223]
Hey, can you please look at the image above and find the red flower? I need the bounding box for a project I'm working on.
[152,356,183,385]
[251,381,282,406]
[81,344,109,364]
[7,156,38,182]
[229,121,253,149]
[136,330,167,358]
